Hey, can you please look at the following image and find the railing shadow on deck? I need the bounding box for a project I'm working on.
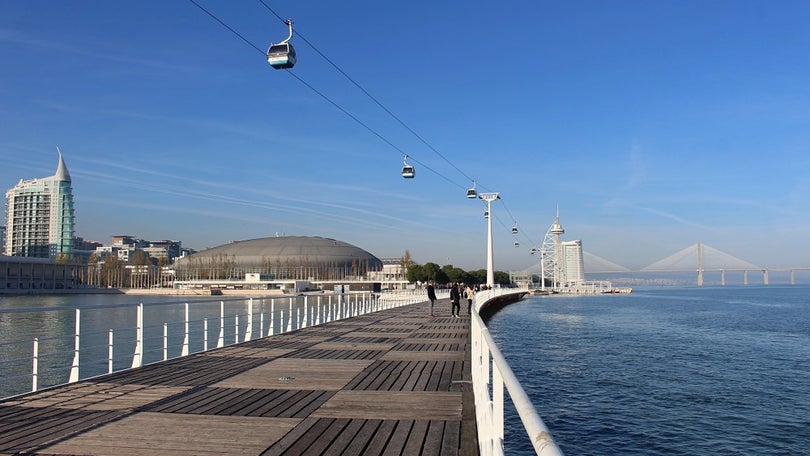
[471,288,564,456]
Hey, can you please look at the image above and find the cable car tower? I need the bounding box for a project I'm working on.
[479,192,500,287]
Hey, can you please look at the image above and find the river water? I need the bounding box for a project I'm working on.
[486,285,810,455]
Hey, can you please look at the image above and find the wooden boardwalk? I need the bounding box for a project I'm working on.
[0,299,479,455]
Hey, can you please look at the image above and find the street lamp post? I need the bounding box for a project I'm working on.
[479,192,500,287]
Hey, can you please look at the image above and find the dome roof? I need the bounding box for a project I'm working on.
[182,236,382,269]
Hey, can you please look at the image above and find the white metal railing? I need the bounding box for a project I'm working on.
[1,290,427,400]
[471,288,564,456]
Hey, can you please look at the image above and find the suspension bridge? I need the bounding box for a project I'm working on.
[583,242,810,286]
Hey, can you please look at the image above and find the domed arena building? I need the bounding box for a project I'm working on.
[173,236,384,294]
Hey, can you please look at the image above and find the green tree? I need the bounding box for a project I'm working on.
[494,271,511,286]
[442,264,466,284]
[406,264,425,283]
[423,262,441,281]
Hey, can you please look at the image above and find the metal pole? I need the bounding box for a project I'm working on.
[69,308,80,383]
[204,318,209,351]
[182,303,189,356]
[32,338,39,392]
[108,329,114,374]
[245,298,253,341]
[479,193,499,287]
[131,303,143,368]
[217,301,225,348]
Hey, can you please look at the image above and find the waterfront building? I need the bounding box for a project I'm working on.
[4,151,75,259]
[0,254,81,292]
[562,239,585,285]
[173,236,384,294]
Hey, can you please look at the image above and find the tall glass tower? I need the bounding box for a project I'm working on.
[4,150,75,258]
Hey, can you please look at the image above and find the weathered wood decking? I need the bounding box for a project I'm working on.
[0,299,479,455]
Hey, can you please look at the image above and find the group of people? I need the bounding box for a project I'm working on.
[425,280,481,318]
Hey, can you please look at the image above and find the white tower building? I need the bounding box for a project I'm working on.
[561,240,585,285]
[4,150,75,258]
[541,206,565,289]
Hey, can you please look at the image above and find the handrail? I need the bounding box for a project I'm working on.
[1,290,427,400]
[471,288,564,456]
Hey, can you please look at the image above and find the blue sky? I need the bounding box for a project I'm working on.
[1,1,809,271]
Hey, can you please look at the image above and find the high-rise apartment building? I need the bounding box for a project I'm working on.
[561,239,585,285]
[4,151,75,258]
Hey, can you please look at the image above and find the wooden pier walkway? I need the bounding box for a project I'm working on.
[0,299,479,455]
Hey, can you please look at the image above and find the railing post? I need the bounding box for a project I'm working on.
[245,298,253,342]
[217,301,224,348]
[494,367,505,450]
[181,303,189,356]
[235,314,240,344]
[68,308,80,383]
[203,318,209,352]
[32,338,39,392]
[108,329,114,374]
[287,299,293,332]
[131,303,143,368]
[303,296,308,328]
[260,312,264,338]
[270,299,275,336]
[163,323,168,361]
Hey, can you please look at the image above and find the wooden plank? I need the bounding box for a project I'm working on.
[213,358,372,391]
[441,419,462,455]
[422,420,447,456]
[384,419,414,454]
[40,412,300,456]
[280,390,334,418]
[360,419,397,456]
[402,420,430,456]
[294,417,350,454]
[311,391,462,420]
[259,417,324,456]
[381,350,464,361]
[321,418,369,455]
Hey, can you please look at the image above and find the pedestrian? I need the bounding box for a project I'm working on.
[465,283,475,314]
[450,283,461,318]
[426,280,437,317]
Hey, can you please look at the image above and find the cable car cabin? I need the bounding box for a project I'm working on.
[514,241,520,247]
[511,226,519,234]
[483,211,489,218]
[267,43,296,69]
[402,165,415,178]
[466,188,477,199]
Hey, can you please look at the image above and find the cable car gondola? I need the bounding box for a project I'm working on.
[402,154,415,178]
[267,19,296,69]
[514,241,520,247]
[466,180,477,199]
[511,224,519,235]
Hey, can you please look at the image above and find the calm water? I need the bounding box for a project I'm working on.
[487,286,810,455]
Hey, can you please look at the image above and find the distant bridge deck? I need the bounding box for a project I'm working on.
[0,299,478,455]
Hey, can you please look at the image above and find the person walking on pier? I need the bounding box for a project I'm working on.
[465,283,475,315]
[450,283,461,318]
[426,280,437,317]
